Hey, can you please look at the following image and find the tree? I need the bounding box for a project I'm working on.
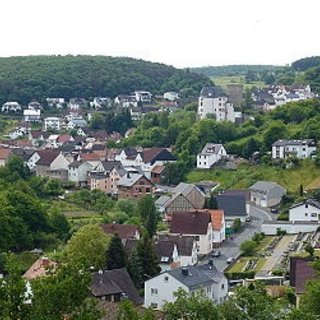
[117,299,155,320]
[305,243,315,258]
[204,194,218,209]
[263,122,287,149]
[240,240,256,256]
[106,234,127,270]
[90,112,105,130]
[127,247,144,289]
[232,218,241,233]
[137,196,159,237]
[163,289,221,320]
[43,179,64,197]
[300,278,320,317]
[49,211,70,240]
[64,224,109,269]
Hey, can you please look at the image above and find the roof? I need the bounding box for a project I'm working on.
[200,143,224,155]
[157,235,195,256]
[57,134,73,144]
[151,165,165,174]
[167,263,225,290]
[36,149,60,166]
[221,189,250,201]
[155,195,171,207]
[272,139,315,147]
[249,181,285,193]
[123,148,138,159]
[90,268,142,304]
[200,86,226,98]
[215,195,247,216]
[12,148,35,161]
[101,223,139,240]
[100,161,122,172]
[174,182,205,198]
[69,160,91,169]
[30,130,46,139]
[118,172,150,187]
[210,210,224,230]
[142,148,176,164]
[290,199,320,210]
[0,148,12,160]
[170,211,211,235]
[154,241,175,263]
[81,152,102,162]
[23,257,57,280]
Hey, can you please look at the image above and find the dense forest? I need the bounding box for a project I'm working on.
[292,56,320,71]
[0,55,211,104]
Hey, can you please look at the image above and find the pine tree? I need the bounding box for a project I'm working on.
[137,196,159,237]
[204,194,218,209]
[106,234,127,270]
[127,247,143,289]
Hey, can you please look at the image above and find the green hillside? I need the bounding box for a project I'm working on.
[0,55,211,104]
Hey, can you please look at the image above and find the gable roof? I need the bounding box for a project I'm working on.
[174,182,205,198]
[91,268,142,304]
[36,149,60,166]
[272,139,315,147]
[200,143,224,155]
[157,235,195,256]
[0,148,12,160]
[101,223,139,240]
[290,199,320,210]
[142,148,176,164]
[200,86,226,98]
[81,152,103,162]
[249,181,285,193]
[167,263,225,290]
[118,172,151,187]
[215,195,247,216]
[100,161,122,172]
[209,209,224,230]
[170,211,211,235]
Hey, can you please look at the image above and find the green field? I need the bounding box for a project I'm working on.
[211,75,267,90]
[187,159,320,193]
[226,257,266,273]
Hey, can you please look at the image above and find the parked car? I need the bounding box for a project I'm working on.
[227,257,234,264]
[245,216,252,222]
[211,250,220,257]
[271,208,278,214]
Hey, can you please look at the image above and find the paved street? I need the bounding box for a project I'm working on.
[207,204,272,271]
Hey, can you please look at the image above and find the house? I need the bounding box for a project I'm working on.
[155,193,195,216]
[101,223,140,244]
[67,118,88,129]
[34,149,69,180]
[115,148,143,167]
[289,199,320,222]
[0,148,12,166]
[215,194,248,222]
[117,172,153,199]
[249,181,286,208]
[44,117,61,131]
[155,235,198,271]
[272,139,317,159]
[173,182,206,209]
[133,91,152,103]
[91,268,142,305]
[28,101,42,110]
[144,262,228,309]
[197,143,228,169]
[289,256,317,305]
[8,126,29,140]
[114,95,138,108]
[169,210,212,255]
[12,148,37,169]
[23,257,57,280]
[91,97,112,109]
[197,86,241,123]
[210,209,226,244]
[46,134,74,148]
[89,172,109,192]
[163,92,180,101]
[68,98,87,110]
[24,109,41,122]
[68,160,94,186]
[2,101,21,112]
[46,98,65,108]
[150,165,167,184]
[29,131,48,146]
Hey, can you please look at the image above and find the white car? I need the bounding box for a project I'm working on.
[227,257,234,264]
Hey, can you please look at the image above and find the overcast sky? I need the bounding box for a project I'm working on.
[0,0,319,68]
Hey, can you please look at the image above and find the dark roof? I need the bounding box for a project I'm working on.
[170,211,211,235]
[69,160,84,168]
[92,144,106,151]
[91,268,142,304]
[167,263,224,290]
[123,148,138,159]
[272,139,315,147]
[200,86,226,98]
[290,199,320,210]
[221,189,250,201]
[154,241,174,263]
[249,181,285,193]
[215,194,247,216]
[157,235,195,256]
[12,148,35,161]
[30,130,46,139]
[36,150,60,166]
[101,223,139,240]
[101,161,122,172]
[142,148,176,164]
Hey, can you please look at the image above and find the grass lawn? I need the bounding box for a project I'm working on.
[187,159,320,194]
[226,257,266,273]
[256,236,276,253]
[52,200,100,218]
[211,75,266,90]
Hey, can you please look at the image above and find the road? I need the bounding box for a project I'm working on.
[206,204,273,271]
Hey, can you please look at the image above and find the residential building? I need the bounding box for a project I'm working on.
[68,160,94,186]
[29,131,48,146]
[91,97,112,109]
[67,118,88,129]
[46,98,65,108]
[2,101,21,112]
[91,268,142,305]
[169,210,212,255]
[23,257,57,280]
[115,148,143,167]
[289,199,320,222]
[134,91,152,103]
[28,101,41,110]
[215,194,248,222]
[44,117,61,131]
[0,148,12,166]
[163,92,180,101]
[8,126,29,140]
[24,109,41,122]
[114,95,138,108]
[144,262,228,309]
[249,181,286,208]
[68,98,87,110]
[101,223,141,244]
[197,143,228,169]
[197,86,240,122]
[272,139,317,159]
[150,165,167,184]
[89,172,109,192]
[117,172,153,199]
[173,182,206,209]
[210,209,226,244]
[155,192,194,215]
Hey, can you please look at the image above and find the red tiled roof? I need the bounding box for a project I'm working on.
[170,211,211,235]
[101,223,139,240]
[81,152,102,161]
[0,148,12,159]
[57,134,72,144]
[36,149,60,166]
[142,148,164,163]
[209,209,224,231]
[151,165,165,174]
[23,257,57,280]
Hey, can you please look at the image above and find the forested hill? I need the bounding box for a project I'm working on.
[191,64,285,77]
[0,55,211,104]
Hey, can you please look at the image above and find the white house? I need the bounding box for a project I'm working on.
[28,101,41,110]
[169,210,213,255]
[67,119,88,129]
[24,109,41,122]
[272,139,317,159]
[68,98,87,110]
[197,86,240,123]
[114,95,138,108]
[114,148,143,167]
[44,117,61,131]
[46,98,65,108]
[197,143,227,169]
[164,92,180,101]
[8,126,29,140]
[91,97,112,109]
[134,91,152,103]
[2,101,21,112]
[144,262,228,309]
[289,199,320,222]
[210,209,226,245]
[68,160,94,186]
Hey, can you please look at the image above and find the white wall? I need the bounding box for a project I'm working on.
[289,204,320,222]
[261,222,319,235]
[50,154,69,170]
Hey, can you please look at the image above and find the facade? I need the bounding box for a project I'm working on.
[197,143,227,169]
[114,95,138,108]
[155,193,194,215]
[197,86,239,122]
[134,91,152,103]
[46,98,65,108]
[91,97,112,109]
[117,173,153,199]
[24,109,41,122]
[173,182,206,210]
[44,117,61,131]
[249,181,286,208]
[272,139,317,159]
[144,263,228,309]
[68,160,93,186]
[2,101,21,112]
[210,209,226,244]
[289,199,320,222]
[164,92,180,101]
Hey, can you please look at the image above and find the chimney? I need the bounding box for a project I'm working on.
[181,267,189,276]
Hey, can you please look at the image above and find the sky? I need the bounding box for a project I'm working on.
[0,0,319,68]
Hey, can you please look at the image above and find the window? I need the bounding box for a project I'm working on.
[151,288,158,295]
[221,284,225,289]
[311,213,317,218]
[164,276,169,283]
[195,236,200,241]
[146,187,151,193]
[206,286,211,294]
[151,303,158,309]
[305,213,308,217]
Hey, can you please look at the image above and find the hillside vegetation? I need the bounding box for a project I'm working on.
[0,55,211,104]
